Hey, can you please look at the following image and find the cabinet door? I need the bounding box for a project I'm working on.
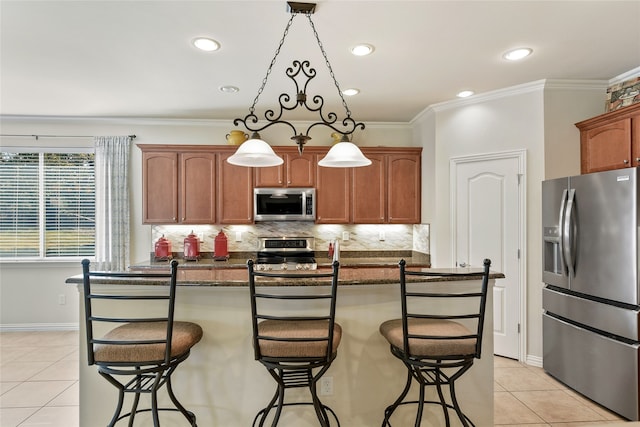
[254,164,284,187]
[142,152,178,224]
[387,153,421,224]
[316,165,351,224]
[179,152,216,224]
[352,154,385,223]
[581,119,632,173]
[218,152,254,224]
[287,153,316,187]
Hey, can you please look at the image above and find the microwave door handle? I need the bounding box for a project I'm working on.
[562,188,576,278]
[558,189,568,275]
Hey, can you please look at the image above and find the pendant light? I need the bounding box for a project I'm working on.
[229,1,370,168]
[318,134,371,167]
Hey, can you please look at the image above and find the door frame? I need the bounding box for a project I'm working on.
[450,149,527,361]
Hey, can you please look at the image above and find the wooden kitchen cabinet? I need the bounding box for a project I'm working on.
[387,152,421,224]
[316,162,351,224]
[576,103,640,174]
[352,154,386,223]
[217,151,254,224]
[142,151,179,224]
[254,149,316,187]
[179,152,216,224]
[141,149,216,224]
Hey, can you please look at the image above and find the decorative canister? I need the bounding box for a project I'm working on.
[226,130,249,145]
[183,231,201,260]
[214,230,229,260]
[154,235,172,260]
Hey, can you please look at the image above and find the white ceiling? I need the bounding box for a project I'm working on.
[1,1,639,124]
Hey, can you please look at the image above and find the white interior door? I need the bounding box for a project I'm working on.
[451,151,525,360]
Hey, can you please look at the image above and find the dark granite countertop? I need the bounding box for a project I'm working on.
[66,263,503,287]
[129,250,431,270]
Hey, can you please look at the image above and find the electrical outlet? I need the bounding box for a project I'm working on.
[379,230,385,241]
[342,231,349,241]
[319,376,333,396]
[235,231,242,242]
[58,294,66,305]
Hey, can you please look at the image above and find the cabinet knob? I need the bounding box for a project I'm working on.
[181,217,185,221]
[636,158,640,163]
[624,159,630,164]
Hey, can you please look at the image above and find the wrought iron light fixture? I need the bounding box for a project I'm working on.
[228,1,371,168]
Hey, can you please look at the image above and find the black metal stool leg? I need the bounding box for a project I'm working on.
[382,367,413,426]
[434,368,451,427]
[166,375,197,426]
[449,378,472,427]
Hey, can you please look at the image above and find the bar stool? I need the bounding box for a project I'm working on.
[81,259,203,426]
[379,259,491,427]
[247,260,342,427]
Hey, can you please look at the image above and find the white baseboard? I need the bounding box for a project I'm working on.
[526,354,543,368]
[0,323,79,332]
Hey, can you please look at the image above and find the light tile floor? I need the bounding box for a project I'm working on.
[1,330,638,426]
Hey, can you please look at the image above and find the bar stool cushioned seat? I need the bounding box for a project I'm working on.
[82,259,202,427]
[379,319,475,358]
[379,259,491,427]
[257,319,342,358]
[94,321,203,363]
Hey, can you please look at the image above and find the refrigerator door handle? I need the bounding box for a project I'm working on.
[558,189,568,275]
[563,188,576,278]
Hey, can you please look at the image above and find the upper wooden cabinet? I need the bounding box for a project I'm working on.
[142,151,179,224]
[316,160,351,224]
[576,103,640,174]
[352,154,386,223]
[141,148,216,224]
[140,144,421,225]
[254,149,316,187]
[217,151,254,224]
[387,153,421,224]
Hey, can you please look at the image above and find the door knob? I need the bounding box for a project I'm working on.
[459,262,467,267]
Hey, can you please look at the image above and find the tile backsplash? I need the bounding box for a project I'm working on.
[151,223,429,255]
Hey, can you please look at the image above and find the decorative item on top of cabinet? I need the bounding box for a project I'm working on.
[141,148,216,225]
[576,103,640,174]
[254,148,316,187]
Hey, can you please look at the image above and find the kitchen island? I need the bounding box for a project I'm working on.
[67,264,501,427]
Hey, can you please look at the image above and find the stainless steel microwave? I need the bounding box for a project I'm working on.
[254,188,315,221]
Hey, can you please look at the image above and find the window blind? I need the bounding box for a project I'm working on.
[0,151,95,259]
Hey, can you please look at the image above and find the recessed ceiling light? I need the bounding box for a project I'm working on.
[219,86,239,93]
[350,44,374,56]
[457,90,474,98]
[192,37,220,52]
[503,47,532,61]
[342,88,360,96]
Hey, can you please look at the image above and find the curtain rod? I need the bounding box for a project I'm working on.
[0,134,137,140]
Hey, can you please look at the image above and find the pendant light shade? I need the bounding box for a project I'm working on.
[227,133,284,167]
[318,141,372,168]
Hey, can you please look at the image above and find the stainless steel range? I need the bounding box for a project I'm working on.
[255,236,317,271]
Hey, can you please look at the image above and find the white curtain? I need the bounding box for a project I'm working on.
[94,136,131,271]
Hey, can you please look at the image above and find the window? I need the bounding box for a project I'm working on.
[0,151,95,259]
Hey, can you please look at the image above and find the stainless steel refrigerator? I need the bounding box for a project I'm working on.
[542,167,640,420]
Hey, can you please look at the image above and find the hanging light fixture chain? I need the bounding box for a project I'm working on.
[249,14,297,114]
[306,14,352,118]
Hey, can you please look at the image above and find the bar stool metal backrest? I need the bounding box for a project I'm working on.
[247,259,342,427]
[81,259,203,427]
[379,258,491,427]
